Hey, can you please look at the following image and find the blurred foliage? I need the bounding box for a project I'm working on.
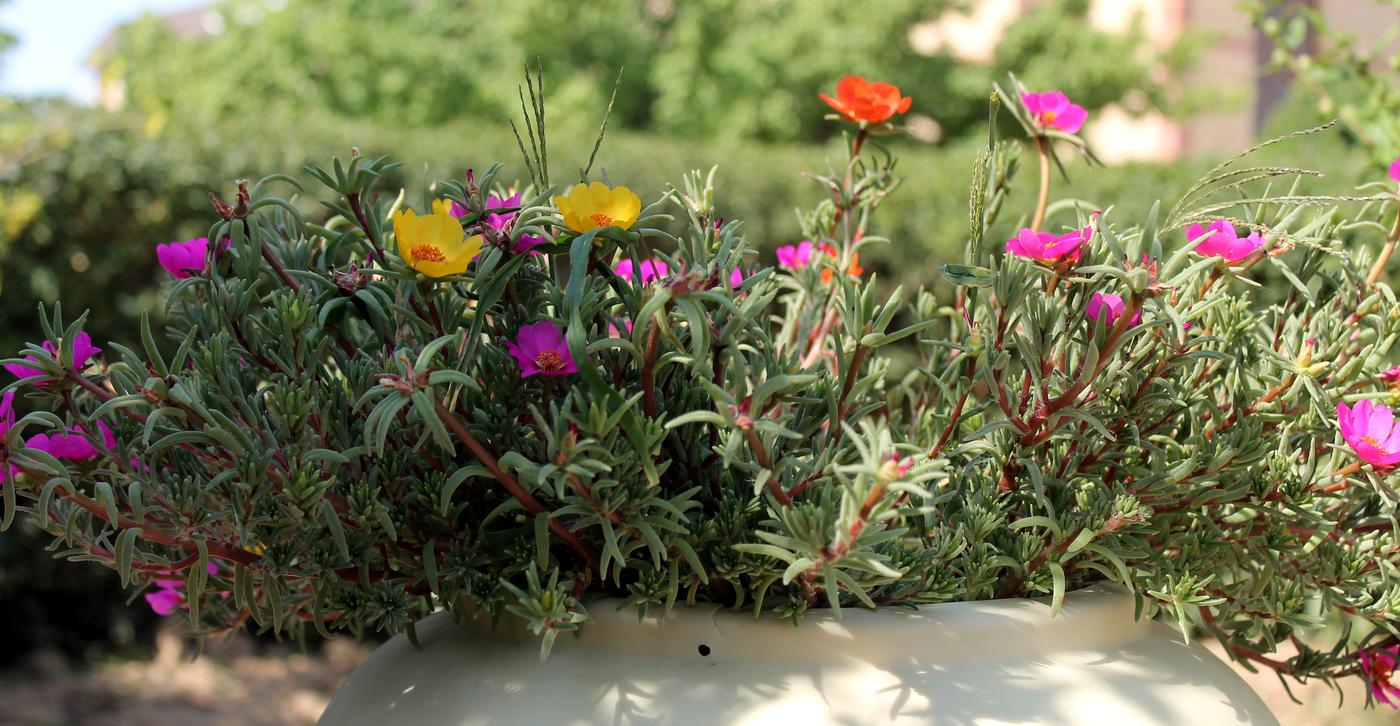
[0,0,12,67]
[103,0,1197,144]
[1254,0,1400,163]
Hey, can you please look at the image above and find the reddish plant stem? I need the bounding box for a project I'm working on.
[1365,188,1400,288]
[432,399,599,571]
[260,240,302,293]
[1030,135,1050,232]
[642,317,661,418]
[1198,607,1296,675]
[740,426,793,505]
[347,192,388,267]
[927,356,977,460]
[829,343,867,440]
[798,128,868,369]
[800,307,840,369]
[67,370,353,515]
[17,463,261,566]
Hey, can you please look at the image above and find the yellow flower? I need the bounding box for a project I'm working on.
[393,199,484,278]
[553,181,641,234]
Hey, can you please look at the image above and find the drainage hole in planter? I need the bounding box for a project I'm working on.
[697,644,711,657]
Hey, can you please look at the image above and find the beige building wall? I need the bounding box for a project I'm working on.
[913,0,1396,162]
[1181,1,1258,157]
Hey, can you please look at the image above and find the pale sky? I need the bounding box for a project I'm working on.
[0,0,201,101]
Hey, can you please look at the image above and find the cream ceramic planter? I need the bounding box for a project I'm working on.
[318,586,1277,725]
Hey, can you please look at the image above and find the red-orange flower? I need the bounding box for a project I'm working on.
[821,249,864,283]
[820,75,912,124]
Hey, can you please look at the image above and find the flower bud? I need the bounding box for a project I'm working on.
[1127,268,1149,294]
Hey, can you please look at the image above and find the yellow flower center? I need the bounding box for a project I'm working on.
[1042,110,1057,124]
[412,244,447,263]
[535,349,566,372]
[590,212,614,228]
[1362,435,1391,454]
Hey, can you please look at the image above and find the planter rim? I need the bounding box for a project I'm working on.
[455,585,1145,666]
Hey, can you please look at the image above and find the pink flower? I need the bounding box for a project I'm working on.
[891,453,912,477]
[1186,220,1264,263]
[1390,157,1400,183]
[1005,228,1083,261]
[1359,645,1400,708]
[453,194,546,254]
[1381,366,1400,383]
[482,193,520,229]
[0,391,14,440]
[608,320,634,338]
[505,322,578,378]
[776,241,815,269]
[5,332,102,383]
[486,194,548,255]
[26,420,116,462]
[145,588,184,616]
[145,562,220,616]
[729,267,746,288]
[0,391,15,479]
[156,237,211,279]
[613,258,669,284]
[512,234,548,255]
[1022,91,1088,134]
[1338,400,1400,468]
[1086,293,1140,327]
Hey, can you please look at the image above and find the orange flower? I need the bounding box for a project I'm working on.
[821,251,864,283]
[820,75,912,125]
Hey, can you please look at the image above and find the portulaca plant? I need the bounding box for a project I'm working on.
[4,71,1400,708]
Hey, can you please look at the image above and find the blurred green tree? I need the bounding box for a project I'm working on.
[101,0,1195,144]
[1253,0,1400,163]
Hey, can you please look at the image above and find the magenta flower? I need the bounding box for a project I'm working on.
[776,241,815,269]
[505,322,578,378]
[1022,91,1088,134]
[1360,645,1400,708]
[156,237,211,279]
[0,391,16,479]
[483,193,521,229]
[512,233,548,255]
[891,453,912,478]
[26,420,116,462]
[452,193,546,254]
[729,267,747,287]
[486,194,548,255]
[613,258,669,284]
[145,588,183,616]
[1381,366,1400,383]
[607,320,634,338]
[1338,400,1400,468]
[1086,293,1140,327]
[1390,156,1400,183]
[1064,214,1097,262]
[1186,220,1264,263]
[5,332,102,383]
[145,562,220,616]
[1004,228,1083,261]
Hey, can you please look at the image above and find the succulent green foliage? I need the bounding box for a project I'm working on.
[2,81,1400,703]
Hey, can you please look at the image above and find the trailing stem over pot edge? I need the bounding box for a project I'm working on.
[4,67,1400,706]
